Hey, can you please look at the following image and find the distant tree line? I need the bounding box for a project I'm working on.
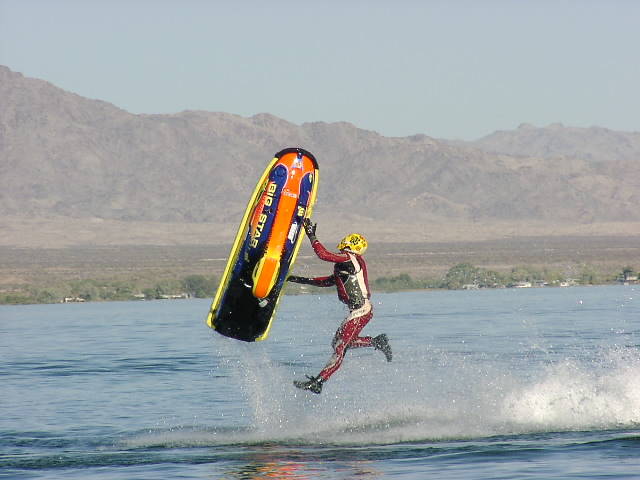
[369,263,632,292]
[0,274,217,305]
[1,265,636,305]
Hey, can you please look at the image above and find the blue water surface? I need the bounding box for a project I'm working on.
[1,285,639,479]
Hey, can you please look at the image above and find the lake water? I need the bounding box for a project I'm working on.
[2,286,639,479]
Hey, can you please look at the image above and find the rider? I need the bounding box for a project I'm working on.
[287,219,392,394]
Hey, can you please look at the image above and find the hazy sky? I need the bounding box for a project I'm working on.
[1,0,638,140]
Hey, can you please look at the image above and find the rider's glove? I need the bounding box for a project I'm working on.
[303,218,317,242]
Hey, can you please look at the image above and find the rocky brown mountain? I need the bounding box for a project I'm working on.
[458,122,640,163]
[1,65,639,247]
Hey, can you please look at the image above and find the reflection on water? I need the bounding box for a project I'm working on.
[226,459,381,480]
[229,461,307,480]
[222,444,382,479]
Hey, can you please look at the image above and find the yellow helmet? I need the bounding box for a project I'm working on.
[337,233,368,255]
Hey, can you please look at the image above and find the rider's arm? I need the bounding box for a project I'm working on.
[303,219,349,263]
[310,239,351,263]
[287,274,336,287]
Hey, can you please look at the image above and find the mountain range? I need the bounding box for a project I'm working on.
[1,65,639,248]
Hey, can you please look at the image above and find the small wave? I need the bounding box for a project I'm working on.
[501,351,640,432]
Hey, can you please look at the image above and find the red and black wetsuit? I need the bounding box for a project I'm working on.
[291,238,375,381]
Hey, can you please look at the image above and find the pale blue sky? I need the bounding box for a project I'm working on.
[1,0,638,140]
